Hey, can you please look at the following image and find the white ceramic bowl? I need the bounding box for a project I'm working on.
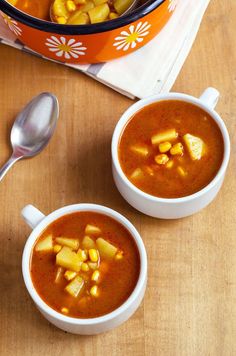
[21,203,147,335]
[112,87,230,219]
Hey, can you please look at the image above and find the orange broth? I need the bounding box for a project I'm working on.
[13,0,52,20]
[30,212,140,318]
[118,100,224,198]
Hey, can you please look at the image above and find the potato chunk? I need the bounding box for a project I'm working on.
[55,237,79,250]
[35,235,53,252]
[65,276,84,297]
[130,168,143,180]
[56,246,82,272]
[82,236,96,249]
[130,145,149,157]
[85,224,101,235]
[96,238,118,259]
[151,129,178,145]
[183,134,205,160]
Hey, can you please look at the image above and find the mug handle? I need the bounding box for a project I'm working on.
[199,87,220,109]
[21,204,45,229]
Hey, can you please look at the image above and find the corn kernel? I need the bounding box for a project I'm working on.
[61,307,69,314]
[177,166,187,177]
[154,154,169,165]
[166,160,174,169]
[115,251,124,260]
[77,249,88,262]
[170,142,184,156]
[74,0,85,3]
[53,244,62,253]
[91,270,100,282]
[89,249,99,262]
[64,270,77,281]
[81,262,89,272]
[57,16,67,24]
[66,0,76,11]
[90,285,99,297]
[159,141,172,153]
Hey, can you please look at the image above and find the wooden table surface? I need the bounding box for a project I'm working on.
[0,0,235,355]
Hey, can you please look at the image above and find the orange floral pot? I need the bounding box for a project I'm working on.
[0,0,177,64]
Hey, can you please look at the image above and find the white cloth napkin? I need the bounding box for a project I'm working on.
[0,0,210,99]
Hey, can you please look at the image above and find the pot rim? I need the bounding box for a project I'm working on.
[0,0,165,35]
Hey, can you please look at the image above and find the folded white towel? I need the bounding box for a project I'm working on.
[0,0,210,99]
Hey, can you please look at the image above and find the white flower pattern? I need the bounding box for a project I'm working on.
[1,12,22,36]
[113,21,151,51]
[168,0,178,12]
[45,36,87,59]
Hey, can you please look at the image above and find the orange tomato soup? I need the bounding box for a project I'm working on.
[118,100,224,198]
[30,212,140,318]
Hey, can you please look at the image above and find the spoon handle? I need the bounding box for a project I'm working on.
[0,155,22,181]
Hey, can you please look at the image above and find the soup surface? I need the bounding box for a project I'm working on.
[8,0,134,24]
[30,211,140,318]
[118,100,224,198]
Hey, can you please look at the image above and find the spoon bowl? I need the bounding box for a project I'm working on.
[0,93,59,181]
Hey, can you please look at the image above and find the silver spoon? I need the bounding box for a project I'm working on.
[0,93,59,181]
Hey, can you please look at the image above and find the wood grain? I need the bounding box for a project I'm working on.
[0,0,235,355]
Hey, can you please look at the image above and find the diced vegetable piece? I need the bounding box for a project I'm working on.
[56,246,82,272]
[66,0,76,12]
[53,244,62,253]
[35,235,53,252]
[74,0,85,4]
[52,0,69,18]
[64,270,77,281]
[91,270,100,282]
[170,142,184,156]
[80,0,94,12]
[159,141,172,153]
[85,224,101,235]
[130,168,143,179]
[77,249,88,262]
[82,235,96,250]
[151,129,178,145]
[55,267,64,283]
[154,154,169,165]
[88,249,99,262]
[90,285,99,297]
[109,12,118,20]
[96,238,118,259]
[57,16,67,24]
[7,0,18,5]
[114,0,133,15]
[61,307,69,314]
[88,3,110,24]
[183,134,205,160]
[93,0,108,5]
[81,262,89,272]
[130,145,149,157]
[65,276,84,297]
[67,11,89,24]
[88,262,99,270]
[177,166,187,177]
[55,237,79,250]
[166,160,174,169]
